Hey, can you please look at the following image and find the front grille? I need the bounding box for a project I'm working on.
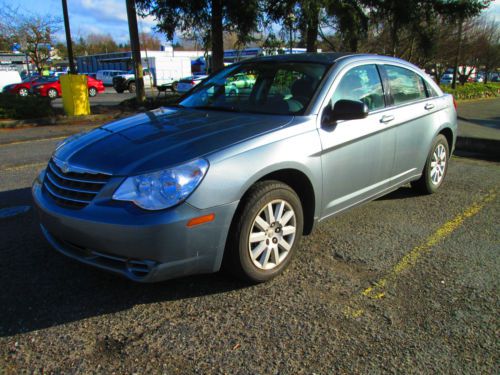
[43,159,110,209]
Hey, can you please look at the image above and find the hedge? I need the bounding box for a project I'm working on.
[0,93,55,119]
[440,82,500,100]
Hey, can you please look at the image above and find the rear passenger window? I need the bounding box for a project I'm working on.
[385,65,426,105]
[422,78,439,97]
[330,64,385,111]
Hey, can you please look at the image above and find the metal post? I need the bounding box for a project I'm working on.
[61,0,76,74]
[126,0,146,104]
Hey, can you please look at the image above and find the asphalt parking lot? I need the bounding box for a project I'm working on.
[0,102,499,373]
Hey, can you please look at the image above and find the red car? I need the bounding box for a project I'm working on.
[33,76,105,99]
[2,76,50,97]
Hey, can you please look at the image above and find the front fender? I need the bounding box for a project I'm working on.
[187,124,323,219]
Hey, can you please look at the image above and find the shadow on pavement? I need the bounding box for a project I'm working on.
[0,187,248,337]
[376,186,422,201]
[458,115,500,129]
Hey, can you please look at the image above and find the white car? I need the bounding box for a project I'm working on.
[176,75,208,93]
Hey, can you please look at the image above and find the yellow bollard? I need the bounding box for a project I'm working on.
[60,74,91,116]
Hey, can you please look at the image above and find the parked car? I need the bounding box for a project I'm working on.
[96,70,128,86]
[32,53,457,283]
[33,76,105,98]
[176,75,208,93]
[440,73,453,85]
[112,69,154,93]
[0,70,22,92]
[2,76,50,96]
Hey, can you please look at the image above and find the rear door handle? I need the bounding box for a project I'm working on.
[380,115,395,123]
[424,103,435,110]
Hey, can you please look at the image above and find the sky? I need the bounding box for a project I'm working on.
[7,0,500,45]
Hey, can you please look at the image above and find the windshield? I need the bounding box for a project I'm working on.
[178,61,328,115]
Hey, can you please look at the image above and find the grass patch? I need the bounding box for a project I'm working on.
[440,83,500,100]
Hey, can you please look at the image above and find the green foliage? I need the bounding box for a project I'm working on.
[0,93,55,119]
[441,83,500,100]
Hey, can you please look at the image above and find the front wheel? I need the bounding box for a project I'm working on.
[223,181,303,283]
[128,82,136,93]
[411,134,449,194]
[88,87,97,97]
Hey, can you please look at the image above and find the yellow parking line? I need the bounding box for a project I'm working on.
[2,162,46,172]
[345,188,497,317]
[0,135,66,147]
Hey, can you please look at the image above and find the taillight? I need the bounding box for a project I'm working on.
[191,81,196,85]
[453,96,457,110]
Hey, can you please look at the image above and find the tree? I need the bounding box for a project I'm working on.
[0,4,61,74]
[434,0,492,88]
[17,16,61,74]
[139,32,162,50]
[136,0,261,71]
[474,18,500,83]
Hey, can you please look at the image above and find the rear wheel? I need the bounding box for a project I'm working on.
[47,88,58,99]
[128,82,136,93]
[18,88,29,97]
[88,87,97,97]
[223,181,303,283]
[411,134,449,194]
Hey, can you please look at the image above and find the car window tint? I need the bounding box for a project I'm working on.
[330,65,385,111]
[385,65,427,104]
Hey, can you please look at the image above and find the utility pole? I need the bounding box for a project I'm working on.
[126,0,146,104]
[61,0,76,74]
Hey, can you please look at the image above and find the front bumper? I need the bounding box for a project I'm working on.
[32,170,238,282]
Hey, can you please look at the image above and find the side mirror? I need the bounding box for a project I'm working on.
[322,99,369,126]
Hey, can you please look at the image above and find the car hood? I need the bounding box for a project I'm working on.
[53,107,294,176]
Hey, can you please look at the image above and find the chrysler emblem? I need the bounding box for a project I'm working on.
[61,162,70,173]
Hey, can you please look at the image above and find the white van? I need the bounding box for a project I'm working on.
[0,70,22,92]
[96,70,127,86]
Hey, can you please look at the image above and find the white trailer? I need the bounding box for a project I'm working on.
[141,56,192,87]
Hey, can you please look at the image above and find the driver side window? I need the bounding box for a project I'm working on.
[330,65,385,111]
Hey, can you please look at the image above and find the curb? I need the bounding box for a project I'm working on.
[455,136,500,160]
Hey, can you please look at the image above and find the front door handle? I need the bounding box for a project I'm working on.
[380,115,395,123]
[424,103,435,110]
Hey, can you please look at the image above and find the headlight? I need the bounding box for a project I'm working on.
[112,159,209,210]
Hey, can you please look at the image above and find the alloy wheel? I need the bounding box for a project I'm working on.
[430,143,447,185]
[248,199,297,270]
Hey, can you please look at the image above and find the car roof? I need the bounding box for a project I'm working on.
[242,52,356,65]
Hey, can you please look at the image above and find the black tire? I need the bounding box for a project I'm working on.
[171,82,178,92]
[411,134,449,194]
[88,87,97,97]
[128,82,136,93]
[115,88,124,94]
[223,181,304,283]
